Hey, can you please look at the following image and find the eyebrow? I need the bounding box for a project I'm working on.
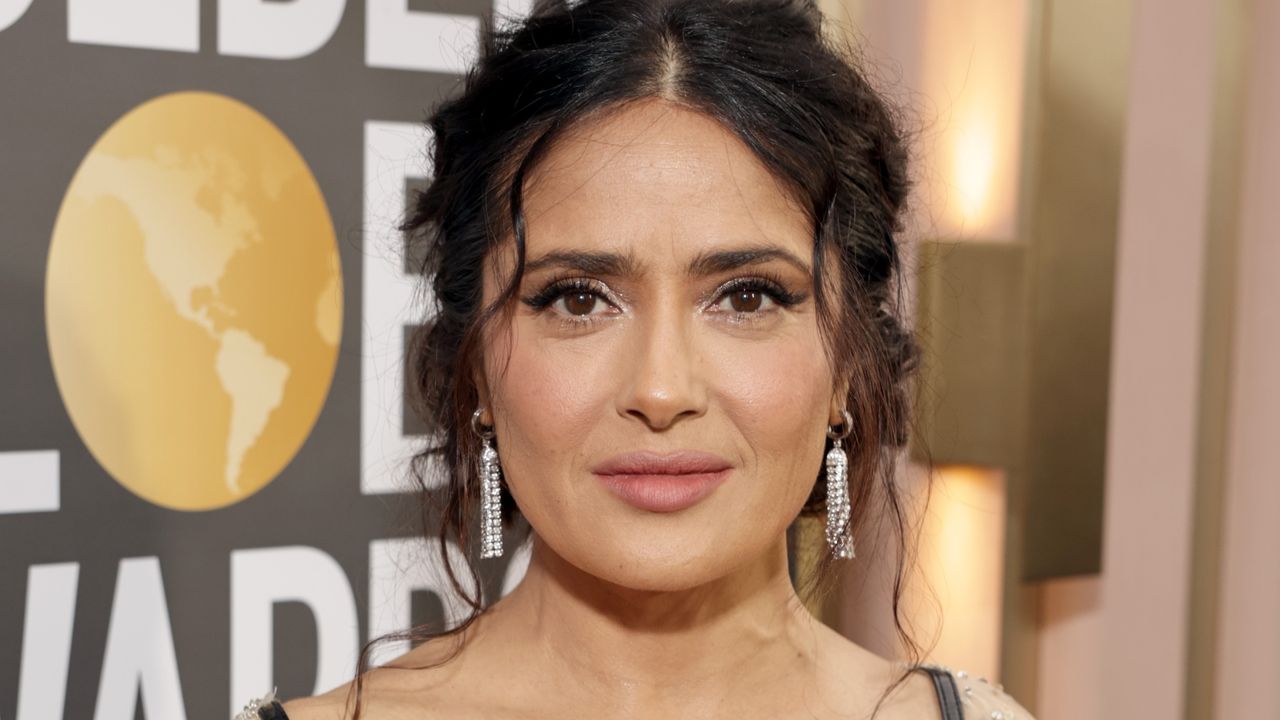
[522,244,812,278]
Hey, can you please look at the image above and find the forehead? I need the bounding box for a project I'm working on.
[517,97,812,261]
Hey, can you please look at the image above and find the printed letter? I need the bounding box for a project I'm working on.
[93,558,187,720]
[0,450,59,514]
[361,121,441,494]
[0,0,33,33]
[366,0,479,73]
[15,563,78,720]
[218,0,345,59]
[230,546,358,716]
[367,538,473,665]
[68,0,198,52]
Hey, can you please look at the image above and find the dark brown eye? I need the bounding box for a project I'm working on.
[728,289,763,313]
[521,278,615,321]
[710,278,794,317]
[561,291,598,316]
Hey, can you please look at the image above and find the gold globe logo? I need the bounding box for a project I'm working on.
[46,91,342,511]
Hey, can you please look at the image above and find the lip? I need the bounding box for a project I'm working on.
[592,450,733,513]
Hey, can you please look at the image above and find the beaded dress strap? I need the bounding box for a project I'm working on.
[909,662,1037,719]
[233,689,289,720]
[911,663,965,719]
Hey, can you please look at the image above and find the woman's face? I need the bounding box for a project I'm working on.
[479,97,843,591]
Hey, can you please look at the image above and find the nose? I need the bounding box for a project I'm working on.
[617,304,708,431]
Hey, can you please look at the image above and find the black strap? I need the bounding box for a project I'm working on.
[913,665,965,720]
[257,701,289,720]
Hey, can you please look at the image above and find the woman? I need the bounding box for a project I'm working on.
[238,0,1037,717]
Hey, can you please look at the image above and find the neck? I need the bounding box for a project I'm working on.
[485,532,818,707]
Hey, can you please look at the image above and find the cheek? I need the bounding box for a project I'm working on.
[708,328,833,458]
[706,326,834,546]
[484,327,613,479]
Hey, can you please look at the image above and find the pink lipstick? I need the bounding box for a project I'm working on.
[592,450,732,513]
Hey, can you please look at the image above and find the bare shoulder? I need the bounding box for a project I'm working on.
[274,669,440,720]
[805,620,1039,720]
[803,619,945,719]
[918,663,1039,720]
[273,632,478,719]
[278,686,353,719]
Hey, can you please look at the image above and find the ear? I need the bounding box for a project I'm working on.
[471,361,493,425]
[828,377,850,428]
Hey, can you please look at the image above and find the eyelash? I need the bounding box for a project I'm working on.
[519,272,808,327]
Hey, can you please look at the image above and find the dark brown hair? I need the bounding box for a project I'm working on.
[351,0,923,716]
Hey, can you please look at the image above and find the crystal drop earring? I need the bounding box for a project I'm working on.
[471,407,503,559]
[825,408,855,559]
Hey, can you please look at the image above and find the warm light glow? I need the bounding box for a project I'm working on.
[954,112,998,225]
[908,464,1007,680]
[921,0,1028,240]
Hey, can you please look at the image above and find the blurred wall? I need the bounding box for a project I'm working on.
[1213,0,1280,715]
[821,1,1280,718]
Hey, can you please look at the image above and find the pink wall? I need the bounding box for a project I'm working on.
[1214,1,1280,714]
[1041,0,1280,717]
[1100,0,1216,717]
[1036,577,1101,720]
[828,2,1280,716]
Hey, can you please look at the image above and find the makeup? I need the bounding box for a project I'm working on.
[592,451,732,513]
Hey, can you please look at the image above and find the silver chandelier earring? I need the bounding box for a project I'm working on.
[825,408,855,559]
[471,408,504,559]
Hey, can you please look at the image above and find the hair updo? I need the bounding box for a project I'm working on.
[357,0,923,715]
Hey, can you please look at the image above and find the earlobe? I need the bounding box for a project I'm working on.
[472,365,492,420]
[829,384,850,427]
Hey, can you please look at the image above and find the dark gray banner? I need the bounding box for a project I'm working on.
[0,2,532,717]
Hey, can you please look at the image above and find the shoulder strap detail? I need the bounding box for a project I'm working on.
[913,664,965,720]
[233,691,288,720]
[258,700,289,720]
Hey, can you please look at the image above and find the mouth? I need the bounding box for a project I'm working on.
[592,450,733,513]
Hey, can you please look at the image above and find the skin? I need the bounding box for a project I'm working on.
[284,97,938,719]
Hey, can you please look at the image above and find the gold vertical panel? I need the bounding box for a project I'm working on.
[1186,0,1251,716]
[1021,0,1134,581]
[911,240,1037,705]
[911,240,1028,470]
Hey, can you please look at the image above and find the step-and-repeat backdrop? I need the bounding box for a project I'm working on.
[0,2,533,717]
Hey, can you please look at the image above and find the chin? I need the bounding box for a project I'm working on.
[598,560,722,594]
[560,528,763,593]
